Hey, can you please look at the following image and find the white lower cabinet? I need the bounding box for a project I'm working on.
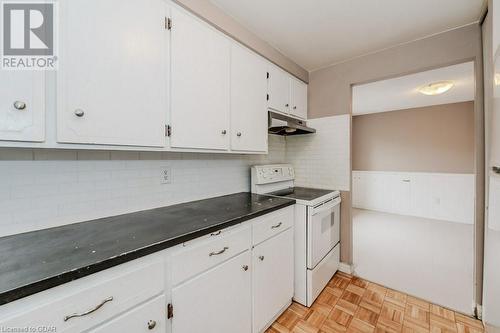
[89,296,165,333]
[0,255,166,333]
[169,207,294,333]
[0,209,295,333]
[171,251,252,333]
[252,228,294,333]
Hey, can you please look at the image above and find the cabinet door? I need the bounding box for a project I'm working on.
[0,72,44,142]
[268,65,290,114]
[170,7,230,150]
[253,229,294,333]
[89,296,165,333]
[57,0,167,147]
[171,251,252,333]
[230,44,268,152]
[290,78,308,119]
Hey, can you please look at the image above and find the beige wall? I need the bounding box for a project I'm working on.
[352,102,475,173]
[309,24,481,118]
[173,0,308,82]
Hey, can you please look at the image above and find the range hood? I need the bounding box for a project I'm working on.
[268,111,316,136]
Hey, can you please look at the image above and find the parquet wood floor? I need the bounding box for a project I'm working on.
[266,272,483,333]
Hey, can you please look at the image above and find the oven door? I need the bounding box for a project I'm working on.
[307,196,341,269]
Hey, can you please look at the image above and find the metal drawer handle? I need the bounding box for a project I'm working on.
[493,166,500,174]
[74,109,85,117]
[210,230,221,236]
[402,179,410,182]
[221,130,227,135]
[148,320,157,330]
[271,222,282,229]
[63,296,114,321]
[242,265,249,271]
[209,246,228,257]
[259,255,265,261]
[237,132,242,137]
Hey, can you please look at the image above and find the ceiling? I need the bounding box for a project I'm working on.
[351,62,475,115]
[209,0,485,71]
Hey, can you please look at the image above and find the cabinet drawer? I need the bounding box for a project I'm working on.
[171,224,251,285]
[0,258,164,332]
[89,295,165,333]
[253,206,294,245]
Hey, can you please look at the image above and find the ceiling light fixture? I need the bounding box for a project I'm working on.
[418,80,454,96]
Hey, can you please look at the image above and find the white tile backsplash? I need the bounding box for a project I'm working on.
[286,115,350,191]
[0,135,286,237]
[0,121,354,237]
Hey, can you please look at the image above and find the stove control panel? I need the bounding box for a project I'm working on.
[251,164,295,185]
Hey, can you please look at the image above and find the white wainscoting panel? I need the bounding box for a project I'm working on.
[352,171,475,224]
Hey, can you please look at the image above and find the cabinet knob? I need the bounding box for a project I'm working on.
[74,109,85,117]
[237,132,242,137]
[285,104,289,108]
[493,166,500,174]
[242,265,249,271]
[293,106,297,110]
[258,255,264,261]
[221,130,227,135]
[13,101,26,110]
[147,320,157,330]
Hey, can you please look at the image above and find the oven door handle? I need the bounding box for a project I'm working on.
[311,197,341,216]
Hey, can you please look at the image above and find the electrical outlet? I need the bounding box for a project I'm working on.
[160,167,171,184]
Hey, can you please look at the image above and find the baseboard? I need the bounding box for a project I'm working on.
[338,262,353,274]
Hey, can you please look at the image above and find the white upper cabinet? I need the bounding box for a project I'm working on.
[290,78,308,120]
[267,64,308,120]
[230,44,268,152]
[0,72,44,142]
[268,65,291,114]
[57,0,167,147]
[170,6,230,151]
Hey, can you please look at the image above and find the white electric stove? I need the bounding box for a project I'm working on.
[251,164,341,307]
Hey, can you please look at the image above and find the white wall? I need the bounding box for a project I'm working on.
[0,136,285,237]
[285,115,350,191]
[352,171,475,224]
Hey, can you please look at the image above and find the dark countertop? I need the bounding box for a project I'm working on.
[0,192,295,305]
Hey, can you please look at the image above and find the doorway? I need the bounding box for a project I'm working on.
[351,62,476,314]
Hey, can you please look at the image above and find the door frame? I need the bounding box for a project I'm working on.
[348,57,485,316]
